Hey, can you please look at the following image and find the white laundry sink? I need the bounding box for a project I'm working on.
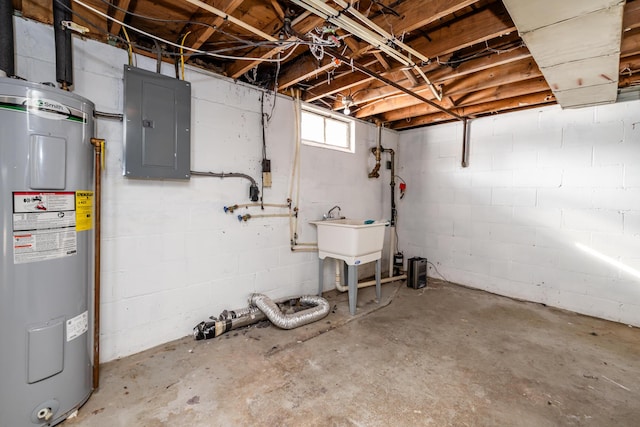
[310,219,387,265]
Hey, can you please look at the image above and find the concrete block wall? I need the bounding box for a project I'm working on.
[398,101,640,327]
[13,17,396,360]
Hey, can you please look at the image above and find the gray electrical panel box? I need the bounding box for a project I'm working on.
[123,65,191,179]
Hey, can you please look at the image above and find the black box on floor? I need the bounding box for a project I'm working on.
[407,257,428,289]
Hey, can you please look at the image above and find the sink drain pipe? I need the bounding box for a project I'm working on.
[249,294,330,329]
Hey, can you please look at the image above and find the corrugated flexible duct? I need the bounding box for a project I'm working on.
[249,294,330,329]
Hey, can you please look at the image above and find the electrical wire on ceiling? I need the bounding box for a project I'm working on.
[65,0,334,64]
[289,0,442,100]
[96,0,340,53]
[436,40,526,67]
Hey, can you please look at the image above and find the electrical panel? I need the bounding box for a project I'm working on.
[123,65,191,180]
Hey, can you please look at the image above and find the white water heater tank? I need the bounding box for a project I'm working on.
[0,78,95,426]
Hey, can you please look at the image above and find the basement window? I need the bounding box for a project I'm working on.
[301,107,354,153]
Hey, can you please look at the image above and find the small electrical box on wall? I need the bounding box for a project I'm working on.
[407,257,428,289]
[123,65,191,180]
[262,159,272,188]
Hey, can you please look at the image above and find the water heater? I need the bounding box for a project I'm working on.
[0,78,95,426]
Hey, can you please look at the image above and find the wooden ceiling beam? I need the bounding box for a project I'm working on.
[373,52,391,71]
[109,0,132,38]
[390,91,555,130]
[361,49,637,123]
[381,77,550,122]
[328,45,530,110]
[355,57,541,118]
[619,72,640,88]
[270,0,285,20]
[73,0,110,40]
[21,0,53,24]
[621,28,640,58]
[623,0,640,32]
[427,47,531,83]
[303,59,397,102]
[402,69,420,87]
[409,3,516,59]
[620,53,640,77]
[293,3,516,102]
[443,58,541,96]
[225,14,324,78]
[365,0,482,35]
[181,0,246,52]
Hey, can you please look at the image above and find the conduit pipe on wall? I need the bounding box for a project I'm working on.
[0,0,15,77]
[288,89,317,251]
[249,294,330,329]
[461,118,470,168]
[191,170,260,201]
[90,138,104,389]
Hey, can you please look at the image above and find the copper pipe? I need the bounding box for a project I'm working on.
[368,148,381,178]
[90,137,104,389]
[368,123,382,178]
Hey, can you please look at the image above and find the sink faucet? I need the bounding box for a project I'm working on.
[324,205,341,220]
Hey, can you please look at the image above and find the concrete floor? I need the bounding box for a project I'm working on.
[66,279,640,426]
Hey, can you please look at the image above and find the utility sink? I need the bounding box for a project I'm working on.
[310,219,387,265]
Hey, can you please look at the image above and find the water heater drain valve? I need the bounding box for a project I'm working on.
[37,407,53,421]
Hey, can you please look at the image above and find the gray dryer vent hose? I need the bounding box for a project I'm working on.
[249,294,330,329]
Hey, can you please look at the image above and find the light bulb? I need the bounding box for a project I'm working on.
[342,95,353,115]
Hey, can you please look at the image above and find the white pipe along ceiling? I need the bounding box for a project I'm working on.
[502,0,626,108]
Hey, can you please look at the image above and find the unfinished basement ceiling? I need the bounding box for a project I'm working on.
[503,0,626,108]
[12,0,640,128]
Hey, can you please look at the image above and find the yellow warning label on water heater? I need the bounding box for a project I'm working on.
[75,191,93,231]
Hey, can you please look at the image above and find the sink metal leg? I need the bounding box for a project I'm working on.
[375,258,381,302]
[348,264,358,315]
[318,258,324,296]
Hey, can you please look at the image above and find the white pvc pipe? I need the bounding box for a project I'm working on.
[335,273,407,292]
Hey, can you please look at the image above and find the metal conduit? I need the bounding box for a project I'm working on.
[249,294,330,329]
[326,49,464,122]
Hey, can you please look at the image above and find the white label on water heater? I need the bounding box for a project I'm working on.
[12,192,78,264]
[66,311,89,342]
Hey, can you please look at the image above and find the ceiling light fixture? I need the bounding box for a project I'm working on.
[342,95,353,115]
